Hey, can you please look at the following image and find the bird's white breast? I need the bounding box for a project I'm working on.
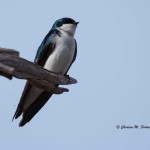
[44,34,75,75]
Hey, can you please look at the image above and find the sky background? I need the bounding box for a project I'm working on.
[0,0,150,149]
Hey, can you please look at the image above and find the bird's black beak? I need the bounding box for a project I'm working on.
[74,22,79,25]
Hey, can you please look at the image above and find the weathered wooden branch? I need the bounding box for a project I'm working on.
[0,47,77,94]
[0,63,14,79]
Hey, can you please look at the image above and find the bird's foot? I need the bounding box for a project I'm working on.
[65,74,70,81]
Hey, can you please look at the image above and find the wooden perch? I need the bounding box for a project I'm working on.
[0,47,77,94]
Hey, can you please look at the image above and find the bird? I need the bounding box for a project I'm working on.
[13,17,78,126]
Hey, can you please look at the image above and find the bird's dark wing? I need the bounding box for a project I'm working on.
[65,40,77,75]
[34,29,57,65]
[12,29,58,124]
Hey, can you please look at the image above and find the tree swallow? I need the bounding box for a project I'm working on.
[13,17,78,126]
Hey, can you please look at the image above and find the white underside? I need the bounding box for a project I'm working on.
[23,33,75,110]
[44,34,75,74]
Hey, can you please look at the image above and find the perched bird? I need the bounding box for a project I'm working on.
[13,17,78,126]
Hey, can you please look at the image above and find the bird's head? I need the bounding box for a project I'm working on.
[52,17,79,36]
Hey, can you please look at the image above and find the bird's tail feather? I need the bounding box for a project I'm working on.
[19,91,52,127]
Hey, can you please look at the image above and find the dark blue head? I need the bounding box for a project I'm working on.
[52,17,79,30]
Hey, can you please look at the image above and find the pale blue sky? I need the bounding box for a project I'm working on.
[0,0,150,149]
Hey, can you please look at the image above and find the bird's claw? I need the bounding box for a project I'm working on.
[65,74,70,81]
